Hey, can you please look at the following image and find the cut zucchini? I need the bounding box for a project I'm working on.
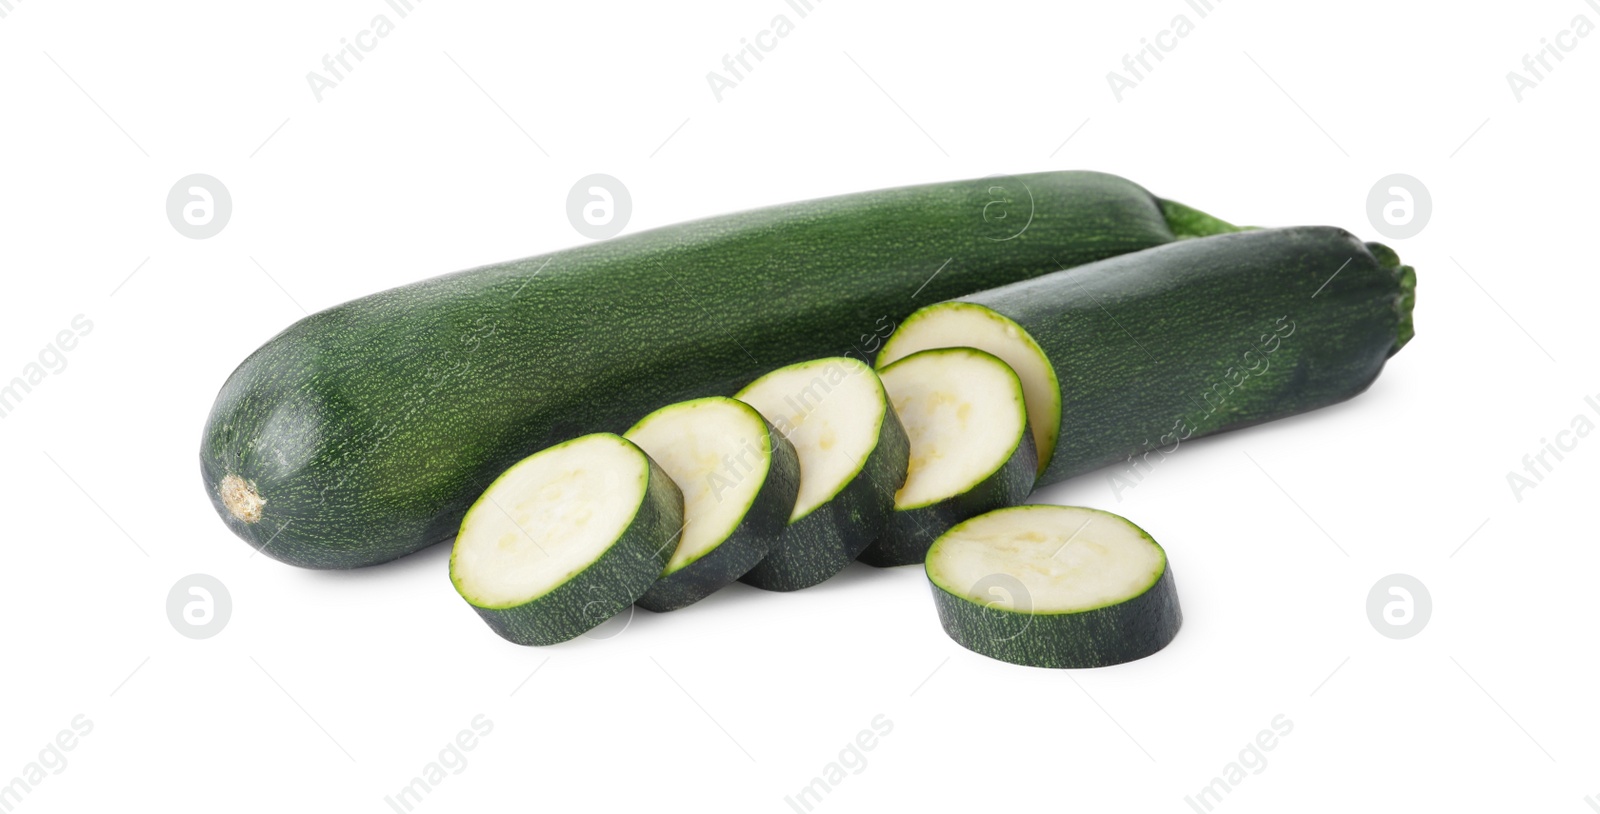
[858,348,1035,567]
[734,358,910,591]
[450,433,682,645]
[624,397,801,611]
[926,505,1181,668]
[880,227,1415,486]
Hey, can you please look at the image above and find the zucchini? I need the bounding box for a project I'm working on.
[200,171,1236,568]
[857,348,1035,567]
[734,358,909,591]
[449,433,681,646]
[623,397,800,611]
[879,226,1416,485]
[926,505,1181,668]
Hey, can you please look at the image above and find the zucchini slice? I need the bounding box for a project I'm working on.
[450,433,682,645]
[926,505,1181,668]
[624,397,801,611]
[858,348,1036,567]
[734,358,910,591]
[879,227,1416,486]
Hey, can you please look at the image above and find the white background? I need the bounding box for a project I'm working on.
[1,0,1595,811]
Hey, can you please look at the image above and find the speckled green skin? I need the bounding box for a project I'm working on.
[945,226,1416,486]
[200,171,1194,568]
[930,559,1181,668]
[738,382,911,592]
[633,410,801,612]
[858,349,1038,568]
[861,432,1035,567]
[454,438,682,646]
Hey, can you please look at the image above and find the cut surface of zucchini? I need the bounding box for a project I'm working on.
[625,397,799,611]
[926,505,1180,668]
[450,433,681,644]
[878,304,1057,477]
[735,357,909,591]
[858,347,1035,566]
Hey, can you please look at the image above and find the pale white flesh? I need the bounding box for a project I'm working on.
[927,506,1164,613]
[736,357,885,521]
[879,303,1058,475]
[626,398,770,574]
[878,349,1026,509]
[452,434,647,608]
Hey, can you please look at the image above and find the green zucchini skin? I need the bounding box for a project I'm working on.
[460,444,683,646]
[634,413,801,612]
[739,400,911,592]
[200,171,1200,568]
[950,226,1415,486]
[929,558,1181,669]
[858,349,1038,568]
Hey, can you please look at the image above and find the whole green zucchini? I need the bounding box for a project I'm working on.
[880,226,1417,487]
[202,172,1231,568]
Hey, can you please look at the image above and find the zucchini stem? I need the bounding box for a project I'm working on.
[1366,241,1416,356]
[1392,263,1417,355]
[1158,199,1248,239]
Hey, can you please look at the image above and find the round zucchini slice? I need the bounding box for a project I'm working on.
[624,397,801,611]
[925,505,1181,668]
[859,347,1036,567]
[450,433,683,645]
[734,357,910,591]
